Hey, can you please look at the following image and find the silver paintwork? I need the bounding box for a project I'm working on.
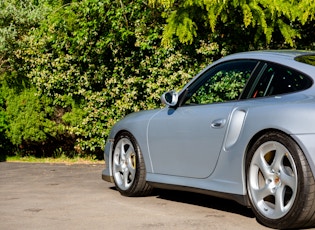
[102,50,315,205]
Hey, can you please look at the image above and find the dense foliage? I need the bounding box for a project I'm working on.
[149,0,315,50]
[1,0,315,159]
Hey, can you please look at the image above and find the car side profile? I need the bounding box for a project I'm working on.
[102,50,315,229]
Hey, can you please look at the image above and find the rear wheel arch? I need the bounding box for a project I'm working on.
[244,128,308,179]
[245,129,283,155]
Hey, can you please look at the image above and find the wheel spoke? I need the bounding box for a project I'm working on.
[123,169,130,188]
[127,161,136,179]
[274,185,286,216]
[120,141,127,159]
[125,146,133,158]
[114,160,123,173]
[253,184,272,202]
[280,169,296,189]
[271,146,285,171]
[257,151,272,178]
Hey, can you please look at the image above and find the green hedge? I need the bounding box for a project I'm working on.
[1,0,315,159]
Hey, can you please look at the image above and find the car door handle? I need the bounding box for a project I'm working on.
[211,119,226,129]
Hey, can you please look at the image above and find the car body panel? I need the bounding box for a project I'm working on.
[145,94,315,196]
[147,102,234,178]
[103,109,162,177]
[102,50,315,205]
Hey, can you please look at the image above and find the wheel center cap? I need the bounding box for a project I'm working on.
[274,176,281,185]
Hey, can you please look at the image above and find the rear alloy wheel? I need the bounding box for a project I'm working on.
[246,132,315,229]
[112,132,152,197]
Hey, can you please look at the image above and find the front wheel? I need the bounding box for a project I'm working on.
[112,132,152,197]
[246,132,315,229]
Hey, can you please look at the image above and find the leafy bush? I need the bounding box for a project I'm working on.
[0,0,54,78]
[1,0,315,159]
[3,86,71,156]
[0,88,9,161]
[21,0,202,156]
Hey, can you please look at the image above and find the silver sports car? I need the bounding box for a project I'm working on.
[102,50,315,229]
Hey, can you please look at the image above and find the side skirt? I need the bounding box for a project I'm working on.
[148,182,250,207]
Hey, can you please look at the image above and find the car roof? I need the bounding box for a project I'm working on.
[213,50,315,78]
[222,50,315,62]
[181,50,315,95]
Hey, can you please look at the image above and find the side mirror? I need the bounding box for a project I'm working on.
[161,90,178,107]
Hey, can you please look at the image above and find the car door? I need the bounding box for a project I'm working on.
[147,60,259,178]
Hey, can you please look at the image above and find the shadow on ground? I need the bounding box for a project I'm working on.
[110,186,255,218]
[156,189,255,218]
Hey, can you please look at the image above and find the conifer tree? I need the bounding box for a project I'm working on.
[149,0,315,47]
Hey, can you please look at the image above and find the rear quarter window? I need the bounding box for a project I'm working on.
[249,62,313,98]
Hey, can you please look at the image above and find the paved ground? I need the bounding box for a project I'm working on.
[0,162,271,230]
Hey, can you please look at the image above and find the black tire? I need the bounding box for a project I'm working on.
[246,131,315,229]
[112,131,152,197]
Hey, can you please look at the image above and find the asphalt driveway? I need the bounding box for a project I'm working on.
[0,162,270,230]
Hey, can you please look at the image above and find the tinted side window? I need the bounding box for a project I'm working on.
[184,60,258,105]
[250,63,312,98]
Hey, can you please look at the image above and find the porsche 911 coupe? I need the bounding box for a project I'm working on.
[102,50,315,229]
